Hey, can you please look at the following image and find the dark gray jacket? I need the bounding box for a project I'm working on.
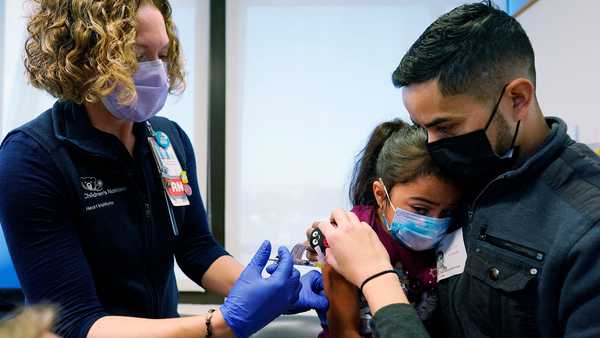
[371,117,600,338]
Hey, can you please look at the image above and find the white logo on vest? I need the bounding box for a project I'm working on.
[81,177,104,192]
[80,177,127,211]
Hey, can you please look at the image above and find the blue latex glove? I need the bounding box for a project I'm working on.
[221,241,301,338]
[266,266,329,316]
[317,306,328,327]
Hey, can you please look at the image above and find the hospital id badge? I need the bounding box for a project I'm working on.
[148,135,190,207]
[436,228,467,282]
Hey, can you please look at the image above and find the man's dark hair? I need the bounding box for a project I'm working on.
[392,1,536,105]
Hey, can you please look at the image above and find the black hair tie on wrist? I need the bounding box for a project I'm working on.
[360,269,401,294]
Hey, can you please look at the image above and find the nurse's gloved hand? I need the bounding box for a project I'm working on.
[220,241,301,338]
[265,266,329,315]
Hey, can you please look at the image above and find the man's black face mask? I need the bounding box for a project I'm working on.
[426,84,521,187]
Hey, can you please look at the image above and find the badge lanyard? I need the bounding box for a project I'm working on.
[145,122,192,237]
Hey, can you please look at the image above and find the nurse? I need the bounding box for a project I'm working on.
[0,1,327,338]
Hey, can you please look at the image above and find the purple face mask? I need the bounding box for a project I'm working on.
[102,60,169,122]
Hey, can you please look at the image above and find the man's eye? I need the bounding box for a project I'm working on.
[436,125,452,135]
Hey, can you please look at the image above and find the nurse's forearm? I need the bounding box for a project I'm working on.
[87,310,234,338]
[201,255,243,296]
[361,273,408,314]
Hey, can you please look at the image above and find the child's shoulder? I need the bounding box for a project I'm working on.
[350,204,378,224]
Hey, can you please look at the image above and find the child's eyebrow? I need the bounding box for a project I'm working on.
[409,196,439,206]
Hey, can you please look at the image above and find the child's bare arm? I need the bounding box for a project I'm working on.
[322,264,362,338]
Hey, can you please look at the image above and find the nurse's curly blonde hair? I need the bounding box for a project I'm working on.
[24,0,185,105]
[0,305,57,338]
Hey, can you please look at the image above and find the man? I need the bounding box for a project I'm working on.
[318,2,600,338]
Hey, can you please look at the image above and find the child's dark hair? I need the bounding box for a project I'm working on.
[350,119,449,206]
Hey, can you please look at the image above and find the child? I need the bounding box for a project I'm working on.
[316,119,461,338]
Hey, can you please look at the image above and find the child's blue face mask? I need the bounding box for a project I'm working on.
[380,179,452,251]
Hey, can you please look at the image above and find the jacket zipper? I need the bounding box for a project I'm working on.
[140,125,160,317]
[479,225,545,262]
[129,160,158,318]
[143,200,159,317]
[467,175,506,222]
[457,175,507,337]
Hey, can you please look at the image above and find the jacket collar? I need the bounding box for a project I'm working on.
[51,100,148,160]
[505,117,573,180]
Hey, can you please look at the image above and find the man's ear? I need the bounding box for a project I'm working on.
[372,180,386,208]
[505,78,535,122]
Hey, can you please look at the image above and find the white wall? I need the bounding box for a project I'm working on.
[1,1,57,136]
[224,0,472,265]
[518,0,600,143]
